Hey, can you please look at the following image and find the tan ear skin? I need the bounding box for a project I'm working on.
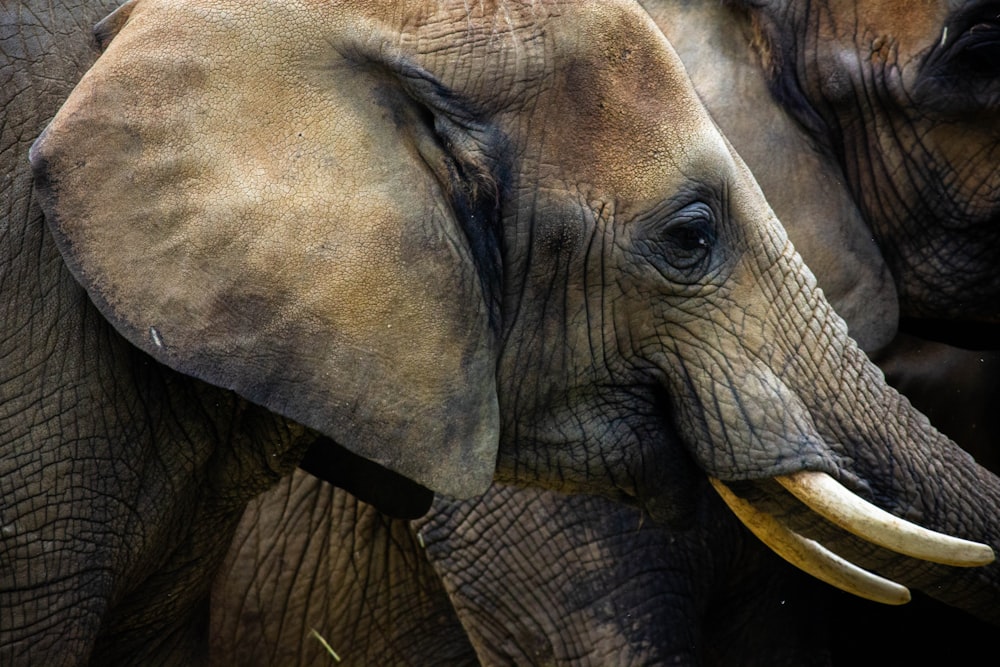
[29,0,502,500]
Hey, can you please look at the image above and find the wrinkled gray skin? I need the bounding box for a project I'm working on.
[211,2,1000,666]
[214,471,834,666]
[211,471,479,666]
[737,0,1000,329]
[874,337,1000,473]
[717,0,1000,484]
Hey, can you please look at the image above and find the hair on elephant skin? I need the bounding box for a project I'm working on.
[7,0,1000,665]
[211,1,1000,665]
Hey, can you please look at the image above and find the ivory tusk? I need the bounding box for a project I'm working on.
[709,477,912,605]
[777,471,995,567]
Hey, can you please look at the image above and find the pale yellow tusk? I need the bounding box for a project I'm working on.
[777,471,995,567]
[709,477,912,605]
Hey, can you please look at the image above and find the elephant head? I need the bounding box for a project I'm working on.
[734,0,1000,338]
[643,0,899,355]
[29,0,997,609]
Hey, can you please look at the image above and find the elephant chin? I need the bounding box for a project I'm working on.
[710,472,995,605]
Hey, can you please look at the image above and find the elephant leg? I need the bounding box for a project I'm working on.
[415,483,835,667]
[209,469,477,667]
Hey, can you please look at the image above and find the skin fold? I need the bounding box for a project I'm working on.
[5,0,998,665]
[212,2,1000,665]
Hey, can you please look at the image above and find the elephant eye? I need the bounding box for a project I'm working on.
[664,209,713,264]
[946,4,1000,77]
[649,202,717,277]
[954,21,1000,76]
[917,4,1000,110]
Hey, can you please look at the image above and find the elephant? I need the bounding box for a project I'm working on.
[6,0,1000,665]
[715,0,1000,656]
[730,0,1000,333]
[3,3,325,664]
[209,1,1000,665]
[721,0,1000,489]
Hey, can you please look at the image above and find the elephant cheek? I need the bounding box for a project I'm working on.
[490,385,705,527]
[662,344,840,482]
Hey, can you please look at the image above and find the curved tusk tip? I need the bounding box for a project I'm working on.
[777,471,998,568]
[709,477,914,606]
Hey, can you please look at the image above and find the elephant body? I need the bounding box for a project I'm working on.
[214,471,836,666]
[216,473,1000,666]
[210,471,477,666]
[734,0,1000,329]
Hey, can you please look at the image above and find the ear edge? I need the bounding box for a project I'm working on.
[93,0,139,52]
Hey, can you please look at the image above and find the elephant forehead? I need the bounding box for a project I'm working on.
[537,6,731,202]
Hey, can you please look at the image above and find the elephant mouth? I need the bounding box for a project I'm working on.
[710,471,995,605]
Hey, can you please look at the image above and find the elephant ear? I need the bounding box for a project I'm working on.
[29,0,502,499]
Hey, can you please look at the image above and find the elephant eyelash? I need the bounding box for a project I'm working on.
[633,200,720,284]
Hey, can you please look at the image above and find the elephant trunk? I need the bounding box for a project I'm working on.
[794,349,1000,622]
[683,222,1000,621]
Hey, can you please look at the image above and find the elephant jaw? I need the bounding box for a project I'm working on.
[710,471,995,605]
